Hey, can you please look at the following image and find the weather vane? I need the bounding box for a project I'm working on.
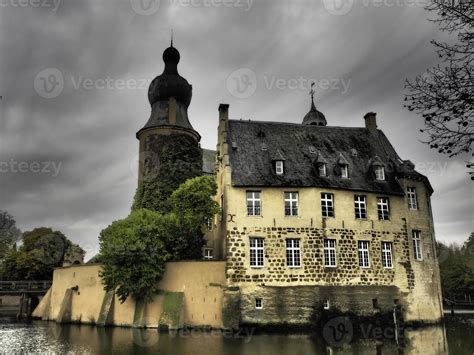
[310,81,315,101]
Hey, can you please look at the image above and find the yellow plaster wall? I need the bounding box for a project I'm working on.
[35,261,226,328]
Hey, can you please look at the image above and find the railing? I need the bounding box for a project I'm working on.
[444,295,474,307]
[0,281,52,293]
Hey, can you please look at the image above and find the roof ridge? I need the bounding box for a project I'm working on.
[229,119,369,131]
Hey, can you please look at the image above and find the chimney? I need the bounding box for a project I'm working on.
[219,103,229,121]
[364,112,377,133]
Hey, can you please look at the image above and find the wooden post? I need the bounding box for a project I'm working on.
[17,293,25,319]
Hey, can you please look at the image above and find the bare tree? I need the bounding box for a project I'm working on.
[405,0,473,179]
[0,210,21,260]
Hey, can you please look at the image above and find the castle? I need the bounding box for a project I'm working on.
[33,44,444,329]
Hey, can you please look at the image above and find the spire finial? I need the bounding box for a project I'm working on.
[310,82,316,111]
[170,29,173,47]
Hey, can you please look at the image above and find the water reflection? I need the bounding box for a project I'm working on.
[1,316,473,354]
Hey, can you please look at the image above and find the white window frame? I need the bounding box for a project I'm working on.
[375,166,385,181]
[407,187,418,210]
[318,163,327,177]
[377,197,390,220]
[249,237,265,267]
[255,298,263,309]
[323,299,330,310]
[358,241,370,268]
[206,217,213,231]
[284,192,299,216]
[354,195,367,219]
[323,239,337,267]
[286,239,301,268]
[246,191,261,216]
[341,164,349,178]
[412,230,423,261]
[275,161,284,175]
[321,193,334,218]
[203,248,213,260]
[381,242,393,269]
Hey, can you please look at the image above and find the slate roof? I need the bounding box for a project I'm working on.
[202,148,216,175]
[227,120,432,196]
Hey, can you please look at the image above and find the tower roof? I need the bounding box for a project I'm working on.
[137,44,199,140]
[303,84,327,126]
[147,45,192,107]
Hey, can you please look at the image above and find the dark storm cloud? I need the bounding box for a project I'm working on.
[0,0,471,259]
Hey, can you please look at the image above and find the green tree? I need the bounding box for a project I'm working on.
[437,236,474,298]
[0,210,21,260]
[98,209,172,303]
[99,175,219,303]
[167,175,220,259]
[0,228,83,280]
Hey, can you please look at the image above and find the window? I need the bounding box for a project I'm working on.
[377,197,390,220]
[275,161,284,175]
[206,218,213,231]
[255,298,263,309]
[323,299,330,310]
[286,239,301,267]
[321,193,334,218]
[375,166,385,181]
[407,187,418,210]
[249,238,264,267]
[203,248,213,260]
[354,195,367,219]
[381,242,393,268]
[318,163,327,177]
[247,191,261,216]
[358,241,370,268]
[323,239,337,267]
[341,164,349,178]
[412,230,423,261]
[284,192,299,216]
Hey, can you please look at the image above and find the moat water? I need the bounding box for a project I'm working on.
[0,315,473,354]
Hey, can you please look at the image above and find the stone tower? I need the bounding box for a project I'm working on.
[134,44,203,212]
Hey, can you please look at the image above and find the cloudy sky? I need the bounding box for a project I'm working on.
[0,0,472,259]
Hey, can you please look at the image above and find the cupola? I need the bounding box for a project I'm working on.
[303,83,327,126]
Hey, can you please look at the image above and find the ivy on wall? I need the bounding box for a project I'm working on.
[133,133,203,214]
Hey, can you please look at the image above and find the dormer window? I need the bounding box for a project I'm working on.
[318,163,327,177]
[275,161,284,175]
[341,164,349,178]
[375,166,385,181]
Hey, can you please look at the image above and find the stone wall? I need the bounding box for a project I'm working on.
[33,261,226,328]
[240,285,401,325]
[226,227,410,287]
